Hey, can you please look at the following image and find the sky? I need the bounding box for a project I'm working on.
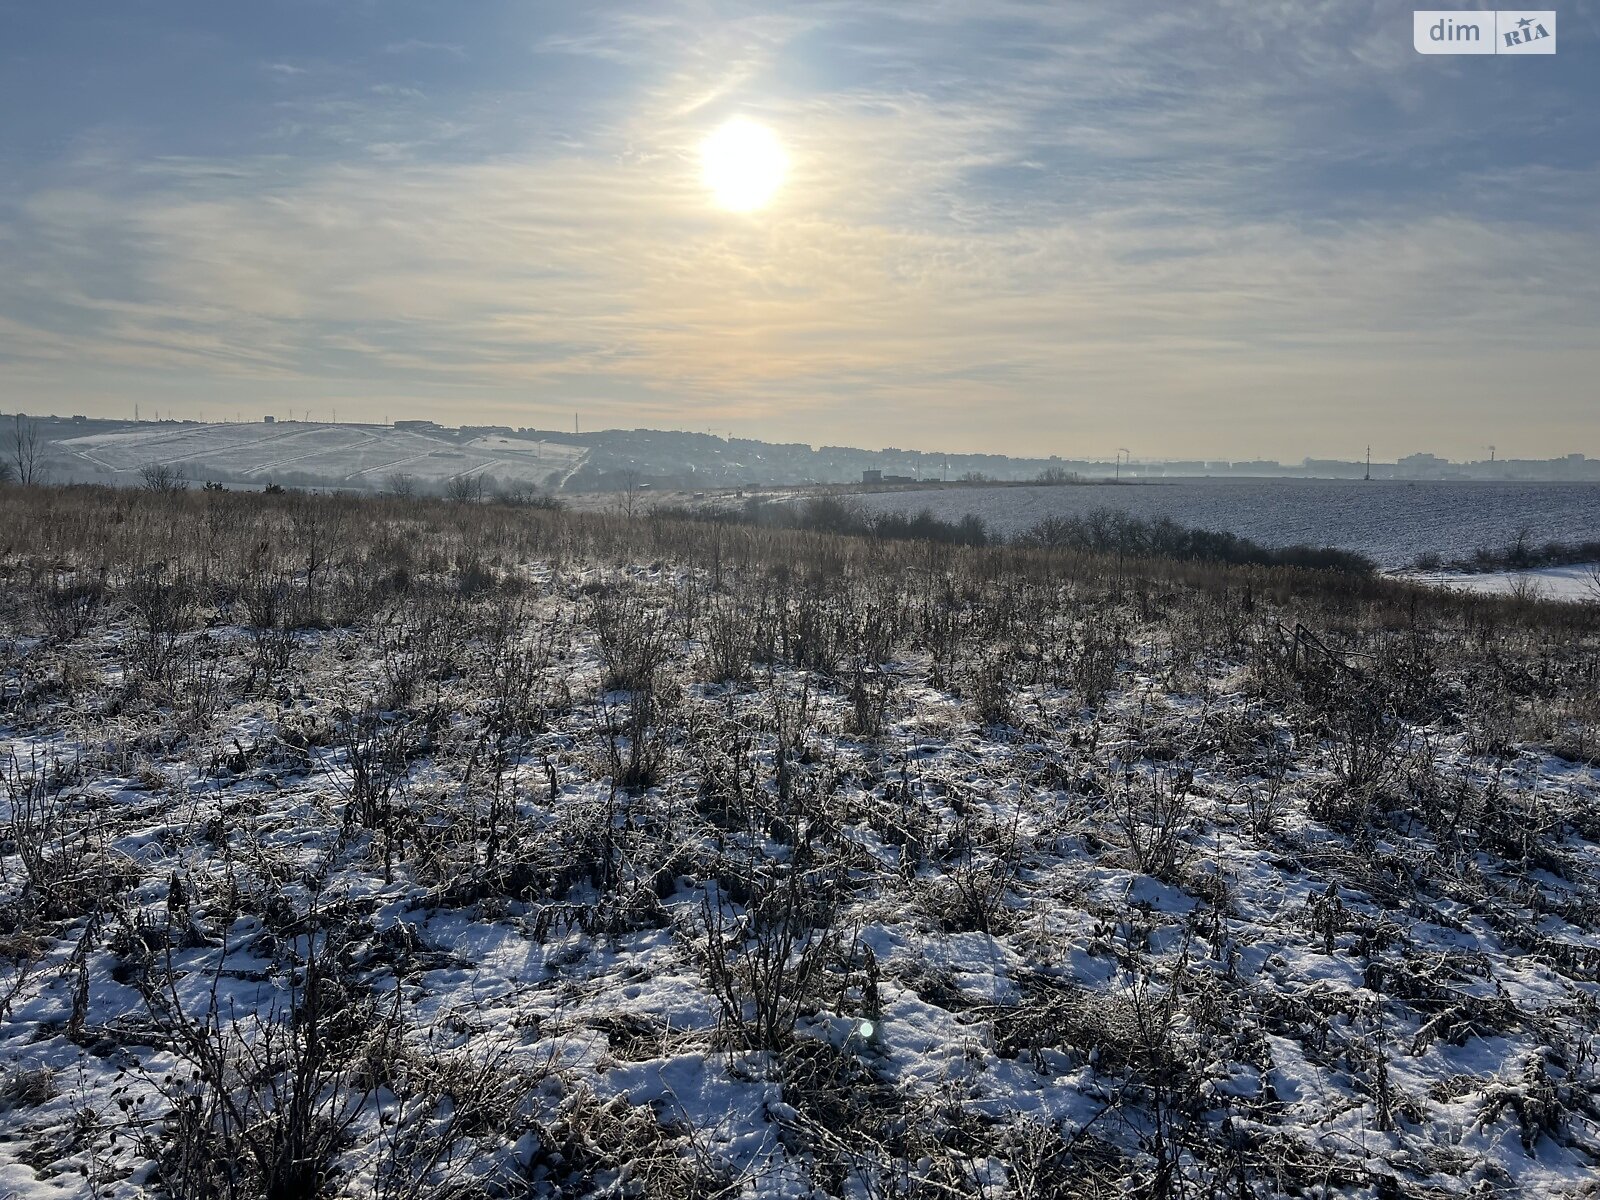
[2,1,1598,461]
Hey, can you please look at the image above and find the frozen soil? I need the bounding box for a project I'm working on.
[0,492,1598,1198]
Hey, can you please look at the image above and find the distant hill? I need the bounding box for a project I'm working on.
[16,417,586,493]
[6,414,1597,490]
[7,415,1099,492]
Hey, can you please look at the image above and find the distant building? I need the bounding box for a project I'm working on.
[1398,452,1449,469]
[1396,452,1453,479]
[263,415,276,424]
[395,420,441,432]
[1298,458,1361,477]
[862,469,882,483]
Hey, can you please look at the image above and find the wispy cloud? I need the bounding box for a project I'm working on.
[2,0,1596,456]
[383,39,466,59]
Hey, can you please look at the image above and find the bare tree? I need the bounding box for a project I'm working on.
[617,469,643,519]
[8,414,42,485]
[384,471,417,499]
[444,473,485,504]
[139,462,188,494]
[1509,524,1535,569]
[1506,573,1544,606]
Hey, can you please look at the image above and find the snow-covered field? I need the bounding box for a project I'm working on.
[0,489,1597,1198]
[848,480,1600,570]
[1401,564,1600,604]
[57,422,587,490]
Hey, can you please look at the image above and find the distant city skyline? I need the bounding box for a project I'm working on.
[3,3,1598,459]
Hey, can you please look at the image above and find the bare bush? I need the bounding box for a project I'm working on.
[443,473,486,504]
[1,751,136,920]
[332,705,429,867]
[139,462,188,494]
[964,651,1014,728]
[363,1031,544,1200]
[693,857,844,1051]
[847,657,893,738]
[1111,769,1196,880]
[1073,620,1124,706]
[34,570,107,642]
[126,569,200,681]
[699,594,756,684]
[135,908,403,1200]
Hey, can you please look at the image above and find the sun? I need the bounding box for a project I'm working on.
[700,117,787,212]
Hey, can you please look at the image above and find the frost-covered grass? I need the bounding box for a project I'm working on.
[0,484,1598,1199]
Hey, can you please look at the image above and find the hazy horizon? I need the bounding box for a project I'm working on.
[11,410,1600,468]
[4,2,1599,461]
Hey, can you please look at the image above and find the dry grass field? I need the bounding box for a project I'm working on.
[0,483,1596,1199]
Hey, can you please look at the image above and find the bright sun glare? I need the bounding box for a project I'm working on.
[700,117,787,212]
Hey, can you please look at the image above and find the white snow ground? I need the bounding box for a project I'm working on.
[57,422,587,489]
[0,555,1596,1197]
[1400,564,1600,603]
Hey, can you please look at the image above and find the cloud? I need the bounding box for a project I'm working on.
[2,0,1597,457]
[382,39,466,59]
